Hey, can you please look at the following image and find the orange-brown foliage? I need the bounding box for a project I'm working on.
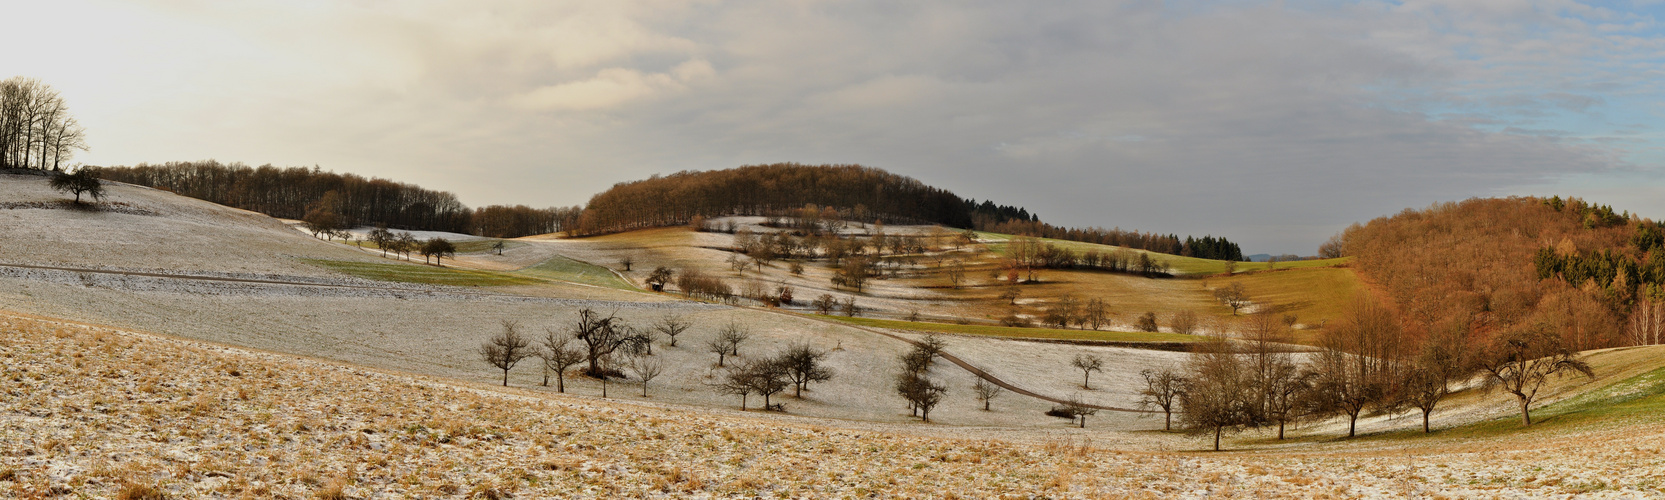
[1340,197,1631,350]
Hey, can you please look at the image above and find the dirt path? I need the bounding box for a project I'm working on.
[781,310,1161,414]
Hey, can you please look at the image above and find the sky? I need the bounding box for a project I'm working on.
[7,0,1665,255]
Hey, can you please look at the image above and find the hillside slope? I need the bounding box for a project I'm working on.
[8,314,1665,498]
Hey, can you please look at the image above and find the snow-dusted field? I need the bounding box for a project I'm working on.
[0,172,1644,441]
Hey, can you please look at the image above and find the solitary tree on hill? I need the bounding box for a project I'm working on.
[48,169,102,204]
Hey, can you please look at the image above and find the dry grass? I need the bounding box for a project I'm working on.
[6,314,1665,498]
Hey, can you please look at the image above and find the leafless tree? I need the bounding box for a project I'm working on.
[538,328,585,393]
[627,353,665,397]
[1213,282,1251,315]
[1135,311,1159,332]
[1308,297,1407,437]
[895,372,947,423]
[812,293,838,315]
[1628,296,1665,346]
[840,297,861,317]
[48,169,103,204]
[1062,394,1099,428]
[652,313,692,347]
[645,266,675,292]
[421,237,456,266]
[717,322,750,356]
[570,308,639,378]
[717,358,789,411]
[479,320,533,387]
[973,378,1003,411]
[1179,344,1253,451]
[945,259,967,289]
[1479,325,1594,426]
[1082,298,1111,331]
[998,285,1022,305]
[1170,310,1200,336]
[1400,320,1474,432]
[1138,368,1187,431]
[1071,354,1104,389]
[778,343,834,397]
[617,255,634,271]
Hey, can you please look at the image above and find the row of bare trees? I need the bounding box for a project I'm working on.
[1,77,86,171]
[1152,300,1594,451]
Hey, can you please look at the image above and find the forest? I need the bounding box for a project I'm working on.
[0,77,86,171]
[89,161,581,238]
[1338,196,1664,351]
[579,163,1244,260]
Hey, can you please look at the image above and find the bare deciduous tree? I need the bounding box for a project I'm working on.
[945,259,967,289]
[479,320,532,387]
[1062,394,1099,428]
[778,343,834,397]
[1082,298,1110,331]
[1135,311,1159,332]
[1180,344,1253,451]
[627,353,665,397]
[1071,354,1104,389]
[645,266,675,292]
[1401,319,1474,432]
[570,308,640,378]
[618,255,634,271]
[1170,310,1200,336]
[652,313,692,347]
[538,328,585,393]
[895,372,947,423]
[973,378,1003,411]
[1213,282,1250,315]
[1139,368,1187,431]
[421,237,456,266]
[718,322,750,356]
[812,293,838,315]
[1479,325,1595,426]
[48,169,103,204]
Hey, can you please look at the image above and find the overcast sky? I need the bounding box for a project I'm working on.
[8,1,1665,254]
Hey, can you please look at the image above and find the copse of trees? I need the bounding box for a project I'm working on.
[1,77,87,171]
[88,161,585,238]
[577,163,975,235]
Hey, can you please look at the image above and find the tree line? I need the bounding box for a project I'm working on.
[976,217,1244,261]
[1,77,87,171]
[88,161,582,238]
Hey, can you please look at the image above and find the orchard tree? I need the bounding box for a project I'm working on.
[651,313,692,347]
[479,320,533,387]
[1214,283,1250,315]
[1072,354,1104,389]
[48,169,103,204]
[538,328,585,393]
[1479,325,1594,426]
[778,343,834,397]
[1138,368,1187,431]
[973,378,1003,411]
[421,237,456,266]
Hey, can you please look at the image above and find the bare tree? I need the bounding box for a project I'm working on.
[618,255,634,271]
[478,320,533,387]
[1138,368,1187,431]
[1401,320,1474,432]
[945,259,967,289]
[627,353,665,397]
[778,343,834,397]
[998,286,1022,305]
[491,240,506,255]
[895,372,947,423]
[570,308,639,378]
[645,266,675,292]
[1179,345,1253,451]
[1213,282,1251,315]
[652,313,692,347]
[1308,297,1407,437]
[705,336,732,367]
[1479,325,1595,426]
[1071,354,1104,389]
[1135,311,1159,332]
[1082,298,1111,331]
[717,322,751,356]
[1170,310,1200,335]
[840,297,860,317]
[538,328,585,393]
[1062,394,1099,428]
[48,169,103,204]
[421,237,456,266]
[718,358,789,410]
[812,293,838,315]
[972,378,1003,411]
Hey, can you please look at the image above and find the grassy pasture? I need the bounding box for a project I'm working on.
[302,258,540,287]
[816,314,1204,343]
[513,254,637,290]
[977,231,1349,276]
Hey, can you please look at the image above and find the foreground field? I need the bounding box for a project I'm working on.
[7,314,1665,498]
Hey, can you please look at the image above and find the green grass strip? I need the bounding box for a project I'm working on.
[303,259,540,287]
[513,254,637,291]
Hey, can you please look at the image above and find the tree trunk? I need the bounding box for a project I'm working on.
[1164,411,1171,431]
[1520,398,1532,426]
[740,393,747,410]
[717,353,725,367]
[1278,420,1286,440]
[1423,408,1432,433]
[1214,425,1222,451]
[1083,372,1091,390]
[984,400,991,411]
[502,369,509,387]
[795,383,803,397]
[601,378,608,398]
[542,365,549,387]
[1348,412,1358,437]
[1078,415,1086,428]
[556,373,565,393]
[641,381,648,397]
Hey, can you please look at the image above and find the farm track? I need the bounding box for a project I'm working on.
[787,310,1160,414]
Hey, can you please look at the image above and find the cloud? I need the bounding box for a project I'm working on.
[29,0,1665,254]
